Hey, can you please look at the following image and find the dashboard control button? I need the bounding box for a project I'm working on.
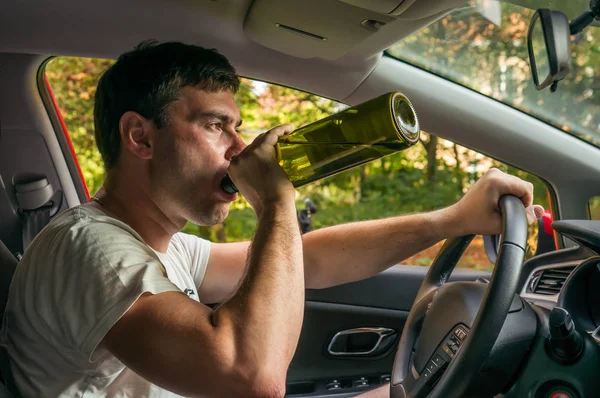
[543,384,579,398]
[454,327,467,340]
[432,354,446,367]
[426,361,437,373]
[421,368,433,381]
[450,335,461,346]
[442,344,455,358]
[448,342,458,353]
[353,377,369,389]
[380,374,391,383]
[325,380,342,391]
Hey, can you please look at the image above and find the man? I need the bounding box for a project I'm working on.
[1,41,544,397]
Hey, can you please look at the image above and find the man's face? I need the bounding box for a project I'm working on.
[149,86,245,226]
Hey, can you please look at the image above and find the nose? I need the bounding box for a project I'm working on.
[225,133,246,161]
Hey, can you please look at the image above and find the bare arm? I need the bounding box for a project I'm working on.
[357,384,390,398]
[201,168,545,299]
[302,207,455,289]
[104,126,303,397]
[201,208,452,302]
[302,168,543,288]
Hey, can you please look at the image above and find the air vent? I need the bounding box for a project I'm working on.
[527,266,576,296]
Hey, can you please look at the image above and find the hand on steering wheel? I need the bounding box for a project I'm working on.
[390,195,528,398]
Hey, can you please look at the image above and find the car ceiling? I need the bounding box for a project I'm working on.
[0,0,463,100]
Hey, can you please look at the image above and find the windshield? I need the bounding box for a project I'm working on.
[387,0,600,147]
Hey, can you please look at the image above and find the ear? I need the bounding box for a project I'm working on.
[119,111,154,160]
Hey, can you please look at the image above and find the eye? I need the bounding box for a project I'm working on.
[207,122,223,131]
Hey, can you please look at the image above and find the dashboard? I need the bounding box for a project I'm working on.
[508,220,600,398]
[520,220,600,332]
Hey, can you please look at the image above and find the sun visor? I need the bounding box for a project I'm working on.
[243,0,395,60]
[243,0,463,60]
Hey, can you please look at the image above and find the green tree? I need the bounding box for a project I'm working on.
[589,196,600,220]
[45,57,114,195]
[388,1,600,146]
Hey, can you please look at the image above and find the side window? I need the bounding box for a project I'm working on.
[294,133,548,272]
[590,196,600,220]
[45,57,114,195]
[394,135,549,271]
[45,57,550,272]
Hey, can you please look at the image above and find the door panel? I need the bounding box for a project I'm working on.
[286,265,491,397]
[288,301,407,383]
[305,265,491,310]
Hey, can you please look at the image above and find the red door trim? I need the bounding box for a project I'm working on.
[43,73,91,199]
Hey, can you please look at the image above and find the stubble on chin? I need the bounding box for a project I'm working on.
[190,202,230,227]
[212,204,230,226]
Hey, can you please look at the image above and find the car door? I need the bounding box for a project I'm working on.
[286,265,491,397]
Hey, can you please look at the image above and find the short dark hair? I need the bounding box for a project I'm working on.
[94,40,240,170]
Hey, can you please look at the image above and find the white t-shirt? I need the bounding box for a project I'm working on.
[0,205,211,397]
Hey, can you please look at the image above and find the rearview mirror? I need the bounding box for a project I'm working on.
[527,9,571,91]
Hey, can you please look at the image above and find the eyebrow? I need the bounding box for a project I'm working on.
[195,112,243,128]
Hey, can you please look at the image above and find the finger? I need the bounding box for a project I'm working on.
[525,206,538,225]
[501,176,534,208]
[262,124,294,146]
[247,132,267,149]
[532,204,545,218]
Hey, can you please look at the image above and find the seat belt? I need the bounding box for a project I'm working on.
[13,173,62,254]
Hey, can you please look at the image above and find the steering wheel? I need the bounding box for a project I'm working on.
[390,195,528,398]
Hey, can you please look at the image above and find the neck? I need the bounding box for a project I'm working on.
[90,170,185,253]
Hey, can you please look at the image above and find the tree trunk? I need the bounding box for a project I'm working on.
[359,166,368,201]
[453,143,464,194]
[426,136,438,182]
[214,223,227,243]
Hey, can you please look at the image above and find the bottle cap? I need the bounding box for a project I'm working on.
[391,93,420,144]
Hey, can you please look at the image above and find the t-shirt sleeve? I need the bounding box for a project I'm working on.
[171,232,211,289]
[37,220,181,362]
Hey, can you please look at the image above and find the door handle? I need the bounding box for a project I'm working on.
[327,327,397,357]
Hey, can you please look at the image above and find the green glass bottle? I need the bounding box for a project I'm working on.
[221,91,420,193]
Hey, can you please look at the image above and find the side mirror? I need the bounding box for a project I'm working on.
[527,9,571,91]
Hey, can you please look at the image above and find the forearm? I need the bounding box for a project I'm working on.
[303,206,461,289]
[358,384,389,397]
[213,202,304,381]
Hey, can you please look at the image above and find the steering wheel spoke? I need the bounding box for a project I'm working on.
[393,324,468,397]
[393,360,449,398]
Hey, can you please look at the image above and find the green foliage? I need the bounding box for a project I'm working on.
[388,1,600,147]
[590,196,600,220]
[45,57,114,195]
[47,3,577,269]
